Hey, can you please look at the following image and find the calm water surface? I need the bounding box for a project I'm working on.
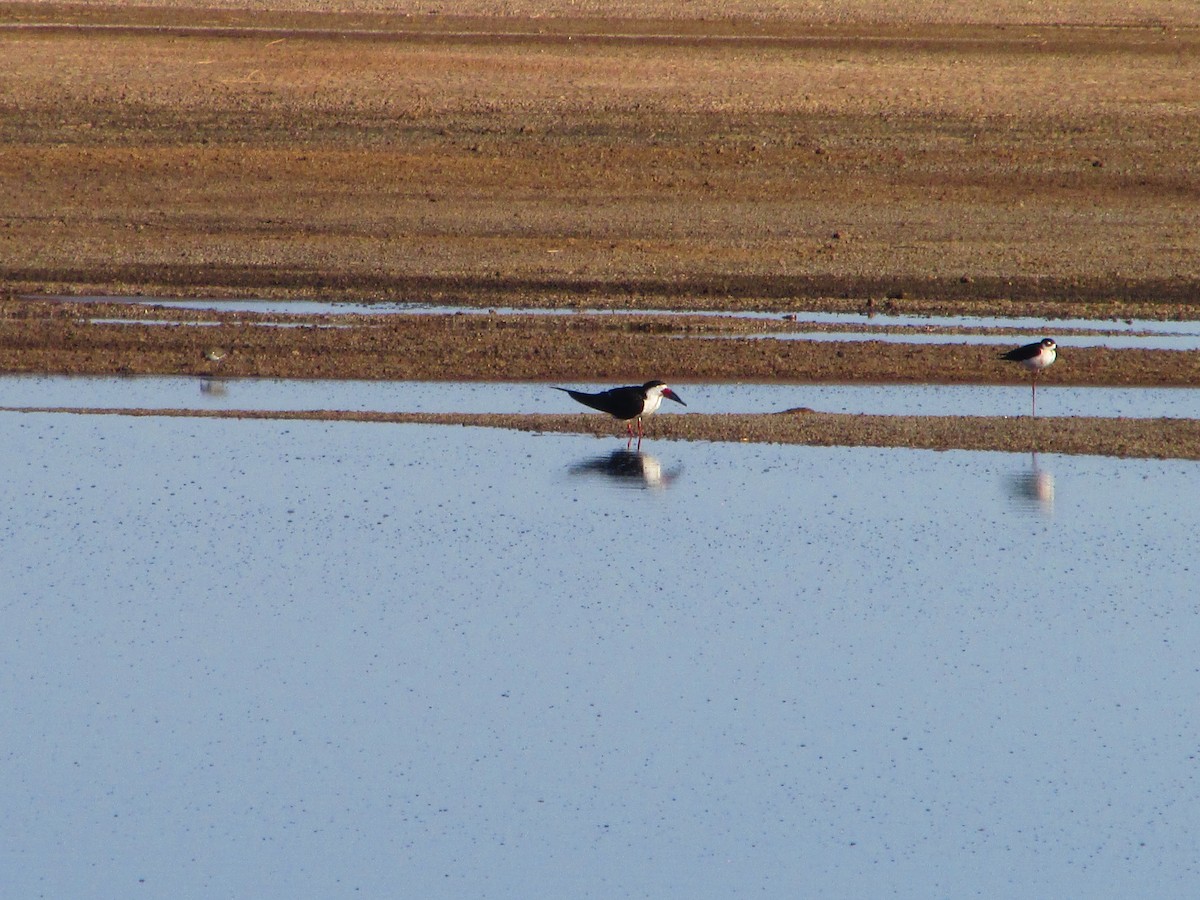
[735,330,1200,350]
[45,295,1200,349]
[1,411,1197,898]
[3,375,1200,420]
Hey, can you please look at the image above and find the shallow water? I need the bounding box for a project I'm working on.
[3,374,1199,420]
[734,330,1200,350]
[46,295,1200,350]
[2,411,1198,898]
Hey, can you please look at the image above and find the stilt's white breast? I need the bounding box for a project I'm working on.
[1026,344,1056,372]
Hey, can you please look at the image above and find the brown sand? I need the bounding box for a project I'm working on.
[4,2,1200,311]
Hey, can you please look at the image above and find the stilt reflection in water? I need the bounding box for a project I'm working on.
[199,378,228,398]
[1007,451,1055,516]
[568,449,681,490]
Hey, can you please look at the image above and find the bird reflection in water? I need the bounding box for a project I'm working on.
[568,449,681,490]
[199,378,228,398]
[1007,452,1055,516]
[201,347,229,397]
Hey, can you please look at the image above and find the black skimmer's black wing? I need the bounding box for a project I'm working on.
[553,385,650,421]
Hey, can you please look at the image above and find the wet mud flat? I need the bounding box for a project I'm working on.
[3,297,1199,387]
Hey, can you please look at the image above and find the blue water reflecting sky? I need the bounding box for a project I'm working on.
[48,293,1200,330]
[1,412,1197,898]
[3,374,1200,420]
[40,295,1200,350]
[733,330,1200,350]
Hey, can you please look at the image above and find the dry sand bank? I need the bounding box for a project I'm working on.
[3,3,1199,310]
[17,1,1200,27]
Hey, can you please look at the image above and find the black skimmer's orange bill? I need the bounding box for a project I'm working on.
[1000,338,1057,415]
[554,380,686,440]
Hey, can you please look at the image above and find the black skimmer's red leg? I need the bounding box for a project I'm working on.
[554,380,686,445]
[1000,338,1057,416]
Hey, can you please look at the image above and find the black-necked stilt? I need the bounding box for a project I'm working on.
[1009,451,1055,515]
[1000,338,1056,415]
[554,380,686,444]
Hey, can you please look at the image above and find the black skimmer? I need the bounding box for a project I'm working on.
[999,338,1056,415]
[554,380,686,444]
